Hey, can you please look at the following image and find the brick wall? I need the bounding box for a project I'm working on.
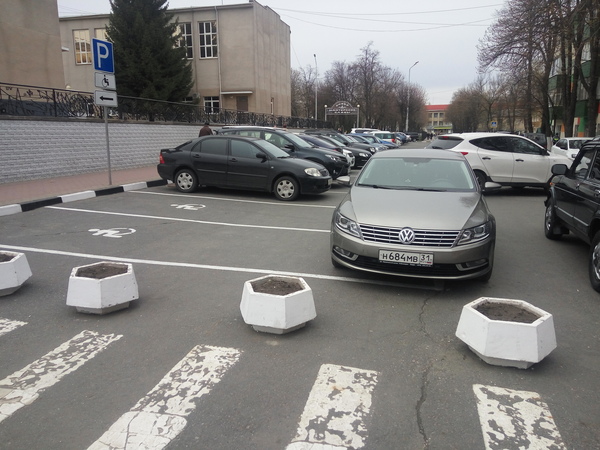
[0,118,199,184]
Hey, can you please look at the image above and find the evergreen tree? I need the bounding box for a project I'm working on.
[107,0,193,102]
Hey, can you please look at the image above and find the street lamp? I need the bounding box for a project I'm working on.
[314,54,318,121]
[405,61,419,132]
[356,104,360,128]
[324,105,328,122]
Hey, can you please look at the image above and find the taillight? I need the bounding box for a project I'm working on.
[460,151,468,155]
[159,154,165,164]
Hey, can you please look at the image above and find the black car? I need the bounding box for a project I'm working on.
[544,139,600,291]
[218,126,350,179]
[304,129,375,168]
[157,135,332,201]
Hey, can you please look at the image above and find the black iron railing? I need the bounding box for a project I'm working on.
[0,82,329,128]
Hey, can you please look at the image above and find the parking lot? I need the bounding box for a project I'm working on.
[1,160,599,449]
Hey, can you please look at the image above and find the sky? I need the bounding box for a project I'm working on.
[56,0,505,105]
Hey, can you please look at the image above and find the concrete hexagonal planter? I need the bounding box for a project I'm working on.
[0,251,32,296]
[240,275,316,334]
[66,261,138,314]
[455,297,557,369]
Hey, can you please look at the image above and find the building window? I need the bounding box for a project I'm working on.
[73,29,91,65]
[176,23,193,59]
[95,28,107,40]
[199,21,218,58]
[434,112,439,118]
[204,96,220,113]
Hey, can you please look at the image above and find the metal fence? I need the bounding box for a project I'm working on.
[0,82,329,129]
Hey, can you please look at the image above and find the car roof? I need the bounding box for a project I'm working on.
[371,148,465,161]
[435,132,518,140]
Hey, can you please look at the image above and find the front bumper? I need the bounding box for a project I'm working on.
[331,228,494,280]
[300,176,332,194]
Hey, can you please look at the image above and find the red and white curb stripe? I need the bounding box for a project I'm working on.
[0,330,122,423]
[87,344,241,450]
[474,384,566,449]
[287,364,379,450]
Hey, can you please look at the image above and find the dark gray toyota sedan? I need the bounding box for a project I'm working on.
[331,149,496,280]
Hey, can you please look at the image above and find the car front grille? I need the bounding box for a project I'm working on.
[359,224,460,248]
[352,256,488,277]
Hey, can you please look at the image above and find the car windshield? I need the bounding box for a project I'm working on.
[254,140,291,158]
[356,157,476,191]
[281,131,312,148]
[427,136,463,150]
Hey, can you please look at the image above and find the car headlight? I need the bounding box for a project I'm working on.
[359,152,370,158]
[304,167,322,177]
[369,147,376,153]
[326,155,342,161]
[457,221,492,245]
[334,211,362,238]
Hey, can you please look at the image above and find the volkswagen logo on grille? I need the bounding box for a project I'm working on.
[398,228,415,244]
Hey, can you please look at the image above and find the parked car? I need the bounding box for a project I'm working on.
[351,128,379,134]
[406,131,420,141]
[544,139,600,291]
[331,148,496,281]
[218,126,350,179]
[366,131,399,146]
[298,134,355,168]
[304,129,376,168]
[551,137,592,159]
[157,135,332,201]
[349,133,396,150]
[426,132,572,190]
[395,132,409,144]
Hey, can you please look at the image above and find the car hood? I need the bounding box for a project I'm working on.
[338,186,491,230]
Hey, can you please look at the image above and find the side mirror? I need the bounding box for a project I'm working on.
[284,143,295,151]
[256,152,267,161]
[551,164,568,175]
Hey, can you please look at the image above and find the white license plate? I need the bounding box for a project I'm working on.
[379,250,433,266]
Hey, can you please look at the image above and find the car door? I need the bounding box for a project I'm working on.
[470,136,515,182]
[190,137,228,185]
[226,138,271,189]
[572,149,600,239]
[553,148,595,230]
[508,136,552,183]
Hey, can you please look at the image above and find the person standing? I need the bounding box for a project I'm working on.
[199,122,212,137]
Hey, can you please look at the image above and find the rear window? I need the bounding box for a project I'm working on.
[427,136,463,150]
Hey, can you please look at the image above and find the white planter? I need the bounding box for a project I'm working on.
[0,251,32,296]
[240,275,316,334]
[66,261,138,314]
[455,297,557,369]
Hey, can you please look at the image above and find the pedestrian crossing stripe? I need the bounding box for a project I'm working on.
[0,318,27,337]
[87,344,241,450]
[287,364,379,450]
[474,384,566,449]
[0,330,122,424]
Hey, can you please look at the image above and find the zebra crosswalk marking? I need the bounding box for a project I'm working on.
[0,318,27,337]
[0,330,122,423]
[87,344,241,450]
[474,384,566,450]
[287,364,379,450]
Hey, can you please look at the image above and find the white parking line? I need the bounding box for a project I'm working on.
[473,384,566,450]
[0,318,27,337]
[87,344,241,450]
[0,244,437,289]
[132,190,341,207]
[46,206,330,233]
[0,330,122,424]
[287,364,379,450]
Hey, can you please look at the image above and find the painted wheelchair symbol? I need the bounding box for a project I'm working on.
[170,203,206,210]
[88,228,136,238]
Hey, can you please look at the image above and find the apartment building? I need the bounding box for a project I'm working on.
[426,104,452,135]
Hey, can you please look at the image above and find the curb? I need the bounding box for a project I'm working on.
[0,179,168,217]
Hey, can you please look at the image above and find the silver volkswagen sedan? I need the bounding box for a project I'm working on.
[331,149,496,280]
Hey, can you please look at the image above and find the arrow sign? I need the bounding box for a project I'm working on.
[94,90,118,107]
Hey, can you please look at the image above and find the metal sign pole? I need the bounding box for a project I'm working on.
[104,106,112,185]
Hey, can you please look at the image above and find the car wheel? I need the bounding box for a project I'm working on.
[274,176,299,201]
[175,169,198,193]
[589,231,600,293]
[544,201,563,240]
[474,170,487,191]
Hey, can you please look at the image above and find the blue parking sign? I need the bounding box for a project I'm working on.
[93,38,114,73]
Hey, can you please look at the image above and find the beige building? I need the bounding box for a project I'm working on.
[0,0,65,89]
[58,1,291,116]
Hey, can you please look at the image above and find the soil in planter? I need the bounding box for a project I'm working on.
[0,254,15,262]
[75,263,128,279]
[476,301,540,324]
[251,278,303,296]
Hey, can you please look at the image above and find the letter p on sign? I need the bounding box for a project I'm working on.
[93,38,114,74]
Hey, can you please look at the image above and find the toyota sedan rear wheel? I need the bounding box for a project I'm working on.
[175,169,198,193]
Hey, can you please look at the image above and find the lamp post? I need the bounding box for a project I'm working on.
[314,54,318,121]
[405,61,419,132]
[324,105,328,123]
[356,104,360,128]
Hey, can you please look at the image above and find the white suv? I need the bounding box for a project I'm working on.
[427,132,571,190]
